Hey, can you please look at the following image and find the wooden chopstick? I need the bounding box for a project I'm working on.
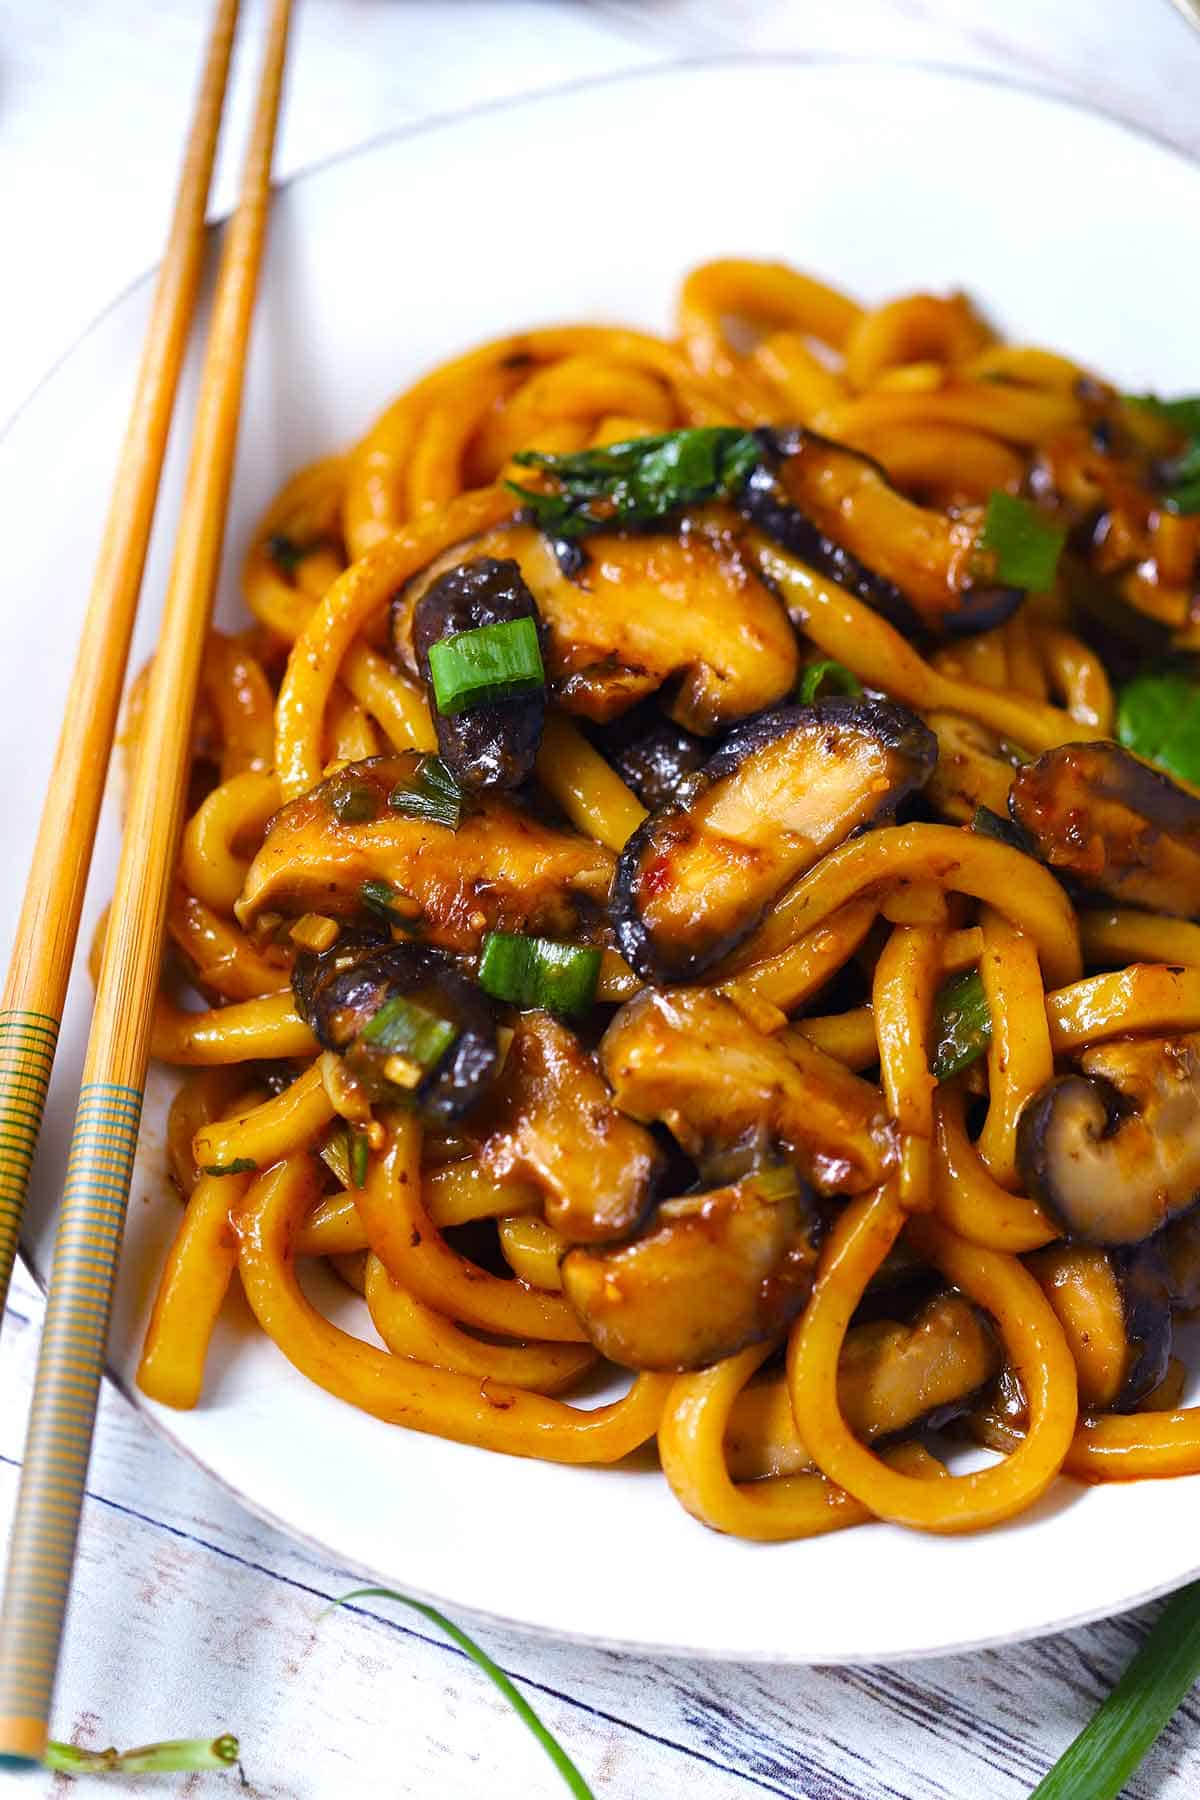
[0,0,241,1330]
[0,0,293,1765]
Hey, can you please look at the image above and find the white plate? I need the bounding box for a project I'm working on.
[7,58,1200,1664]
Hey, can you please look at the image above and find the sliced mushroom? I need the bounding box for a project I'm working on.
[601,986,896,1195]
[924,711,1018,824]
[407,555,544,790]
[477,1011,661,1244]
[725,1292,1000,1480]
[611,698,936,982]
[395,517,798,732]
[740,427,1020,637]
[1017,1032,1200,1244]
[1009,742,1200,917]
[1027,1242,1172,1411]
[236,754,613,949]
[561,1167,819,1371]
[593,706,708,813]
[1161,1204,1200,1311]
[291,934,499,1121]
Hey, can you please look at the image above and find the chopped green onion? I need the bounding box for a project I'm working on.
[1029,1581,1200,1799]
[319,1124,352,1189]
[931,967,992,1081]
[349,1126,370,1188]
[43,1734,239,1776]
[389,755,464,829]
[977,492,1066,592]
[267,531,309,575]
[360,878,421,933]
[330,775,379,825]
[798,660,863,705]
[1117,665,1200,788]
[427,617,544,717]
[507,426,762,540]
[199,1156,257,1178]
[478,932,601,1018]
[329,1588,595,1799]
[359,993,457,1073]
[750,1164,802,1203]
[1126,393,1200,513]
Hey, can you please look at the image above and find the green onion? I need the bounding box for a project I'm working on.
[977,492,1066,592]
[931,967,992,1081]
[750,1164,802,1203]
[349,1126,369,1188]
[478,932,601,1018]
[359,993,457,1072]
[798,660,863,705]
[42,1734,239,1776]
[507,426,762,541]
[1117,665,1200,788]
[1029,1582,1200,1799]
[1126,393,1200,513]
[389,755,464,829]
[199,1156,257,1178]
[330,775,380,825]
[427,618,544,717]
[360,878,421,933]
[329,1588,595,1799]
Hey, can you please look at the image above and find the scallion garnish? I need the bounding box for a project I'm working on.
[506,427,762,540]
[1117,664,1200,787]
[360,878,421,933]
[359,993,457,1076]
[477,932,601,1018]
[330,1588,596,1799]
[977,492,1066,593]
[199,1156,257,1178]
[427,617,544,717]
[349,1125,369,1188]
[330,775,379,825]
[750,1164,802,1203]
[388,755,464,829]
[1126,393,1200,513]
[931,967,992,1081]
[798,660,863,705]
[42,1734,240,1777]
[1029,1582,1200,1799]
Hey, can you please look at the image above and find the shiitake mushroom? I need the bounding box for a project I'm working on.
[404,555,545,791]
[740,426,1022,638]
[477,1011,662,1245]
[1017,1033,1200,1245]
[611,697,936,983]
[560,1166,819,1371]
[1009,741,1200,917]
[291,933,499,1123]
[601,986,896,1197]
[1027,1242,1172,1412]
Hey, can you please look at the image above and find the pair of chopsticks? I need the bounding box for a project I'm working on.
[0,0,293,1765]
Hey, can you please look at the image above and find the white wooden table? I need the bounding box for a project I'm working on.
[4,2,1200,1793]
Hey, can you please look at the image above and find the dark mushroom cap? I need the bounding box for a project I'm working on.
[1029,1241,1172,1410]
[610,697,936,982]
[590,705,708,814]
[561,1168,820,1370]
[402,555,545,791]
[292,934,499,1124]
[1009,741,1200,917]
[1016,1034,1200,1245]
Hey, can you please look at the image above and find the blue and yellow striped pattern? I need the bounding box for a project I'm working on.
[0,1009,60,1319]
[0,1079,143,1765]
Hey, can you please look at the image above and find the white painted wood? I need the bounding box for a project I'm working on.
[4,1,1200,1792]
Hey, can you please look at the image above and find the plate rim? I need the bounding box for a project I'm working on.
[11,50,1200,1665]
